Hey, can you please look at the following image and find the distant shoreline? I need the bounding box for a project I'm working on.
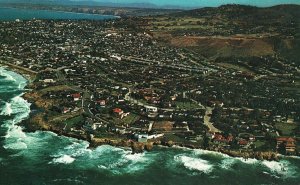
[0,7,119,21]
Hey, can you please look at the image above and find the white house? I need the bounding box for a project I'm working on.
[145,106,158,113]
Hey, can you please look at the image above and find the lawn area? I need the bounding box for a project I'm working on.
[39,85,72,95]
[63,115,84,129]
[122,113,140,125]
[50,110,82,123]
[275,122,298,136]
[253,140,266,149]
[164,134,186,143]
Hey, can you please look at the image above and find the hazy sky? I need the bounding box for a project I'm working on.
[91,0,300,7]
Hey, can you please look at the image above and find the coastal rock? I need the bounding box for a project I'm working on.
[144,142,154,151]
[222,150,279,161]
[131,142,145,154]
[167,140,174,147]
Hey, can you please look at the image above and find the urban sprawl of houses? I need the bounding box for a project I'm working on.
[0,19,299,156]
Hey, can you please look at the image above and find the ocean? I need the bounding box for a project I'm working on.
[0,69,300,185]
[0,7,116,21]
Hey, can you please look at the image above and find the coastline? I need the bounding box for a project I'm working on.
[0,6,120,21]
[0,60,37,82]
[1,65,281,161]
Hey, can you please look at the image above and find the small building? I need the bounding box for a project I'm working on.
[145,106,158,113]
[71,93,81,101]
[97,100,106,106]
[134,133,164,143]
[43,79,55,83]
[113,108,124,116]
[213,133,233,144]
[276,137,296,155]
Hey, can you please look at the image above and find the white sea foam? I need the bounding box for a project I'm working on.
[51,155,75,164]
[236,157,259,164]
[94,144,124,153]
[122,152,154,173]
[175,155,213,173]
[87,145,156,174]
[3,141,28,150]
[1,72,31,152]
[124,152,145,162]
[0,102,12,116]
[18,82,26,89]
[219,158,236,170]
[11,95,31,115]
[3,119,28,150]
[0,68,17,82]
[6,123,27,139]
[52,178,84,184]
[261,160,298,178]
[193,149,231,158]
[5,74,16,82]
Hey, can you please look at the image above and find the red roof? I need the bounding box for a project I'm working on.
[113,108,123,113]
[238,140,248,145]
[71,93,81,98]
[214,133,233,143]
[277,137,295,142]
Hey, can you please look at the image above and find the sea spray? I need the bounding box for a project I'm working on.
[50,155,75,164]
[0,68,17,82]
[0,102,12,116]
[174,154,214,173]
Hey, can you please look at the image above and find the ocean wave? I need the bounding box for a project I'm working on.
[193,148,231,159]
[11,94,31,115]
[174,154,213,173]
[18,81,26,89]
[65,141,92,158]
[0,102,12,116]
[236,157,259,164]
[94,146,156,174]
[219,158,236,170]
[0,68,17,82]
[3,141,28,150]
[49,143,153,173]
[52,178,84,184]
[1,72,31,152]
[63,145,156,174]
[50,155,75,164]
[261,160,299,178]
[124,152,146,161]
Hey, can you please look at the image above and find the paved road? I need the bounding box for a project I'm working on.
[204,107,221,133]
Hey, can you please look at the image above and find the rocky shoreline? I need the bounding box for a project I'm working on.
[21,113,280,161]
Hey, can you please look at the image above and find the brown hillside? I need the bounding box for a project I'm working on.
[168,36,274,57]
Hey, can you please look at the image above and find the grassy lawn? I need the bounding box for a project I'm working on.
[39,85,72,95]
[164,134,186,143]
[50,110,82,123]
[253,140,266,149]
[275,122,297,136]
[122,113,140,125]
[63,115,84,129]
